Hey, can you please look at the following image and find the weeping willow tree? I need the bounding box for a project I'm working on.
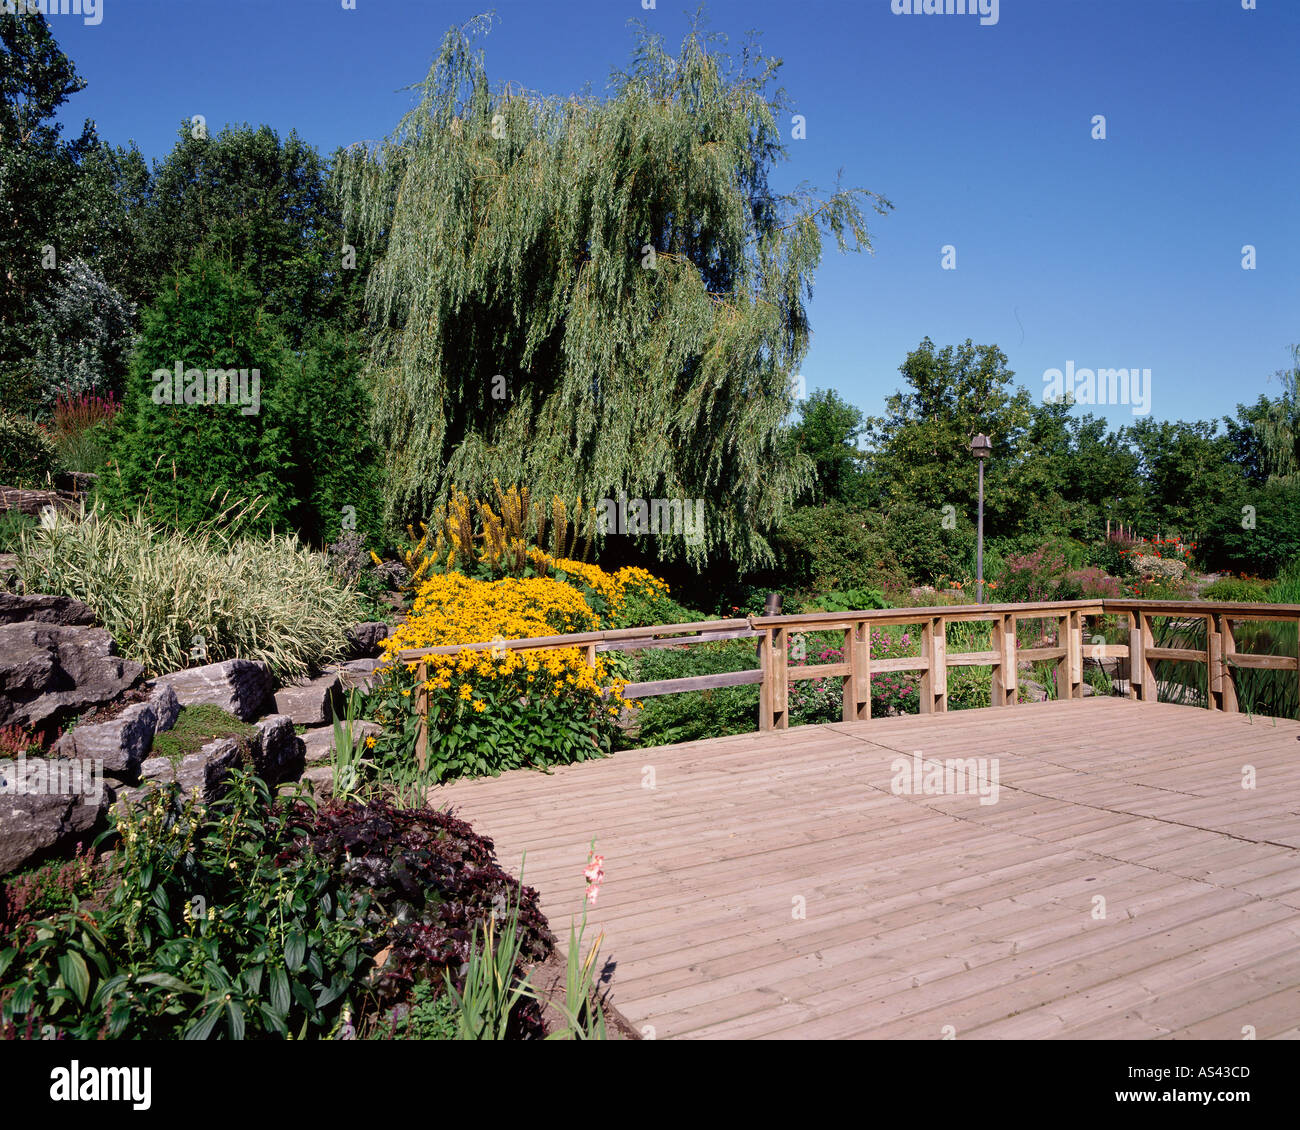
[1259,344,1300,482]
[336,15,890,569]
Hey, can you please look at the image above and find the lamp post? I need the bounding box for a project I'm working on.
[970,434,992,603]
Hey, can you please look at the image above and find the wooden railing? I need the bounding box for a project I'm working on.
[395,599,1300,749]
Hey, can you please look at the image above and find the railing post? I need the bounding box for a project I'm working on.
[917,619,931,714]
[772,626,789,729]
[992,612,1017,706]
[1132,611,1156,702]
[1220,616,1238,714]
[415,659,429,772]
[759,629,772,731]
[843,619,870,722]
[1208,614,1222,711]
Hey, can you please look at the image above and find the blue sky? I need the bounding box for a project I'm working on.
[48,0,1299,431]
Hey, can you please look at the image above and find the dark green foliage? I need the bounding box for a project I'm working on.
[0,776,554,1040]
[0,408,56,485]
[773,503,909,595]
[0,774,372,1040]
[789,389,868,505]
[100,253,381,545]
[287,798,552,1037]
[100,253,298,532]
[1200,479,1300,577]
[625,640,760,747]
[879,497,973,586]
[0,14,97,412]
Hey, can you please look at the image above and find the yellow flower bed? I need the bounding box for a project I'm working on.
[381,571,626,712]
[527,548,671,624]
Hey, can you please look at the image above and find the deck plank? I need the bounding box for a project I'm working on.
[436,697,1300,1039]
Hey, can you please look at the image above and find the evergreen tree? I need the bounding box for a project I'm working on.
[102,253,300,533]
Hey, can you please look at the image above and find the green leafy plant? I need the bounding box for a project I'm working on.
[1,773,373,1040]
[0,409,57,487]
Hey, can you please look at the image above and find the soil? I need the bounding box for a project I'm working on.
[527,947,642,1040]
[65,685,151,731]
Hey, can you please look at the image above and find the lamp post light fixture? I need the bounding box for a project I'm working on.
[970,434,992,603]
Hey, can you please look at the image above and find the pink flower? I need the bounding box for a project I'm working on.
[583,854,605,885]
[586,886,600,905]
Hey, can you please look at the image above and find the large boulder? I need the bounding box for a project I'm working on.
[272,671,342,726]
[51,702,156,780]
[0,779,108,876]
[345,622,391,660]
[153,660,273,722]
[331,658,383,695]
[147,681,180,734]
[0,621,143,733]
[301,719,381,765]
[0,593,96,627]
[137,737,243,805]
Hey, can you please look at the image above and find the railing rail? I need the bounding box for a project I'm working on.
[395,599,1300,753]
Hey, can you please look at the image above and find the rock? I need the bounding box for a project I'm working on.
[1018,679,1050,703]
[297,765,336,798]
[51,702,157,779]
[345,622,391,659]
[332,658,383,695]
[252,715,303,784]
[272,671,342,726]
[138,737,244,804]
[0,487,80,518]
[0,621,143,733]
[147,681,180,735]
[1081,682,1096,697]
[0,593,96,626]
[0,781,108,876]
[301,720,381,764]
[153,659,273,722]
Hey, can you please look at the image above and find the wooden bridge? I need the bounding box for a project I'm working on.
[421,600,1300,1039]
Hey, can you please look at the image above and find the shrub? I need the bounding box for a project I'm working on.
[99,253,301,535]
[773,503,911,595]
[13,505,366,679]
[284,797,553,1037]
[1198,576,1273,603]
[1085,531,1138,577]
[878,498,974,585]
[0,409,57,487]
[998,545,1075,603]
[1065,566,1122,599]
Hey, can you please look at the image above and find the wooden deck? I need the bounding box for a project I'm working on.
[435,698,1300,1039]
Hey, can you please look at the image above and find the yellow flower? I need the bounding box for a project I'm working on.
[472,700,487,713]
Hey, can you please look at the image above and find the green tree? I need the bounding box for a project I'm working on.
[0,13,96,410]
[788,388,867,505]
[336,18,890,569]
[862,338,1035,543]
[102,253,301,533]
[139,124,367,344]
